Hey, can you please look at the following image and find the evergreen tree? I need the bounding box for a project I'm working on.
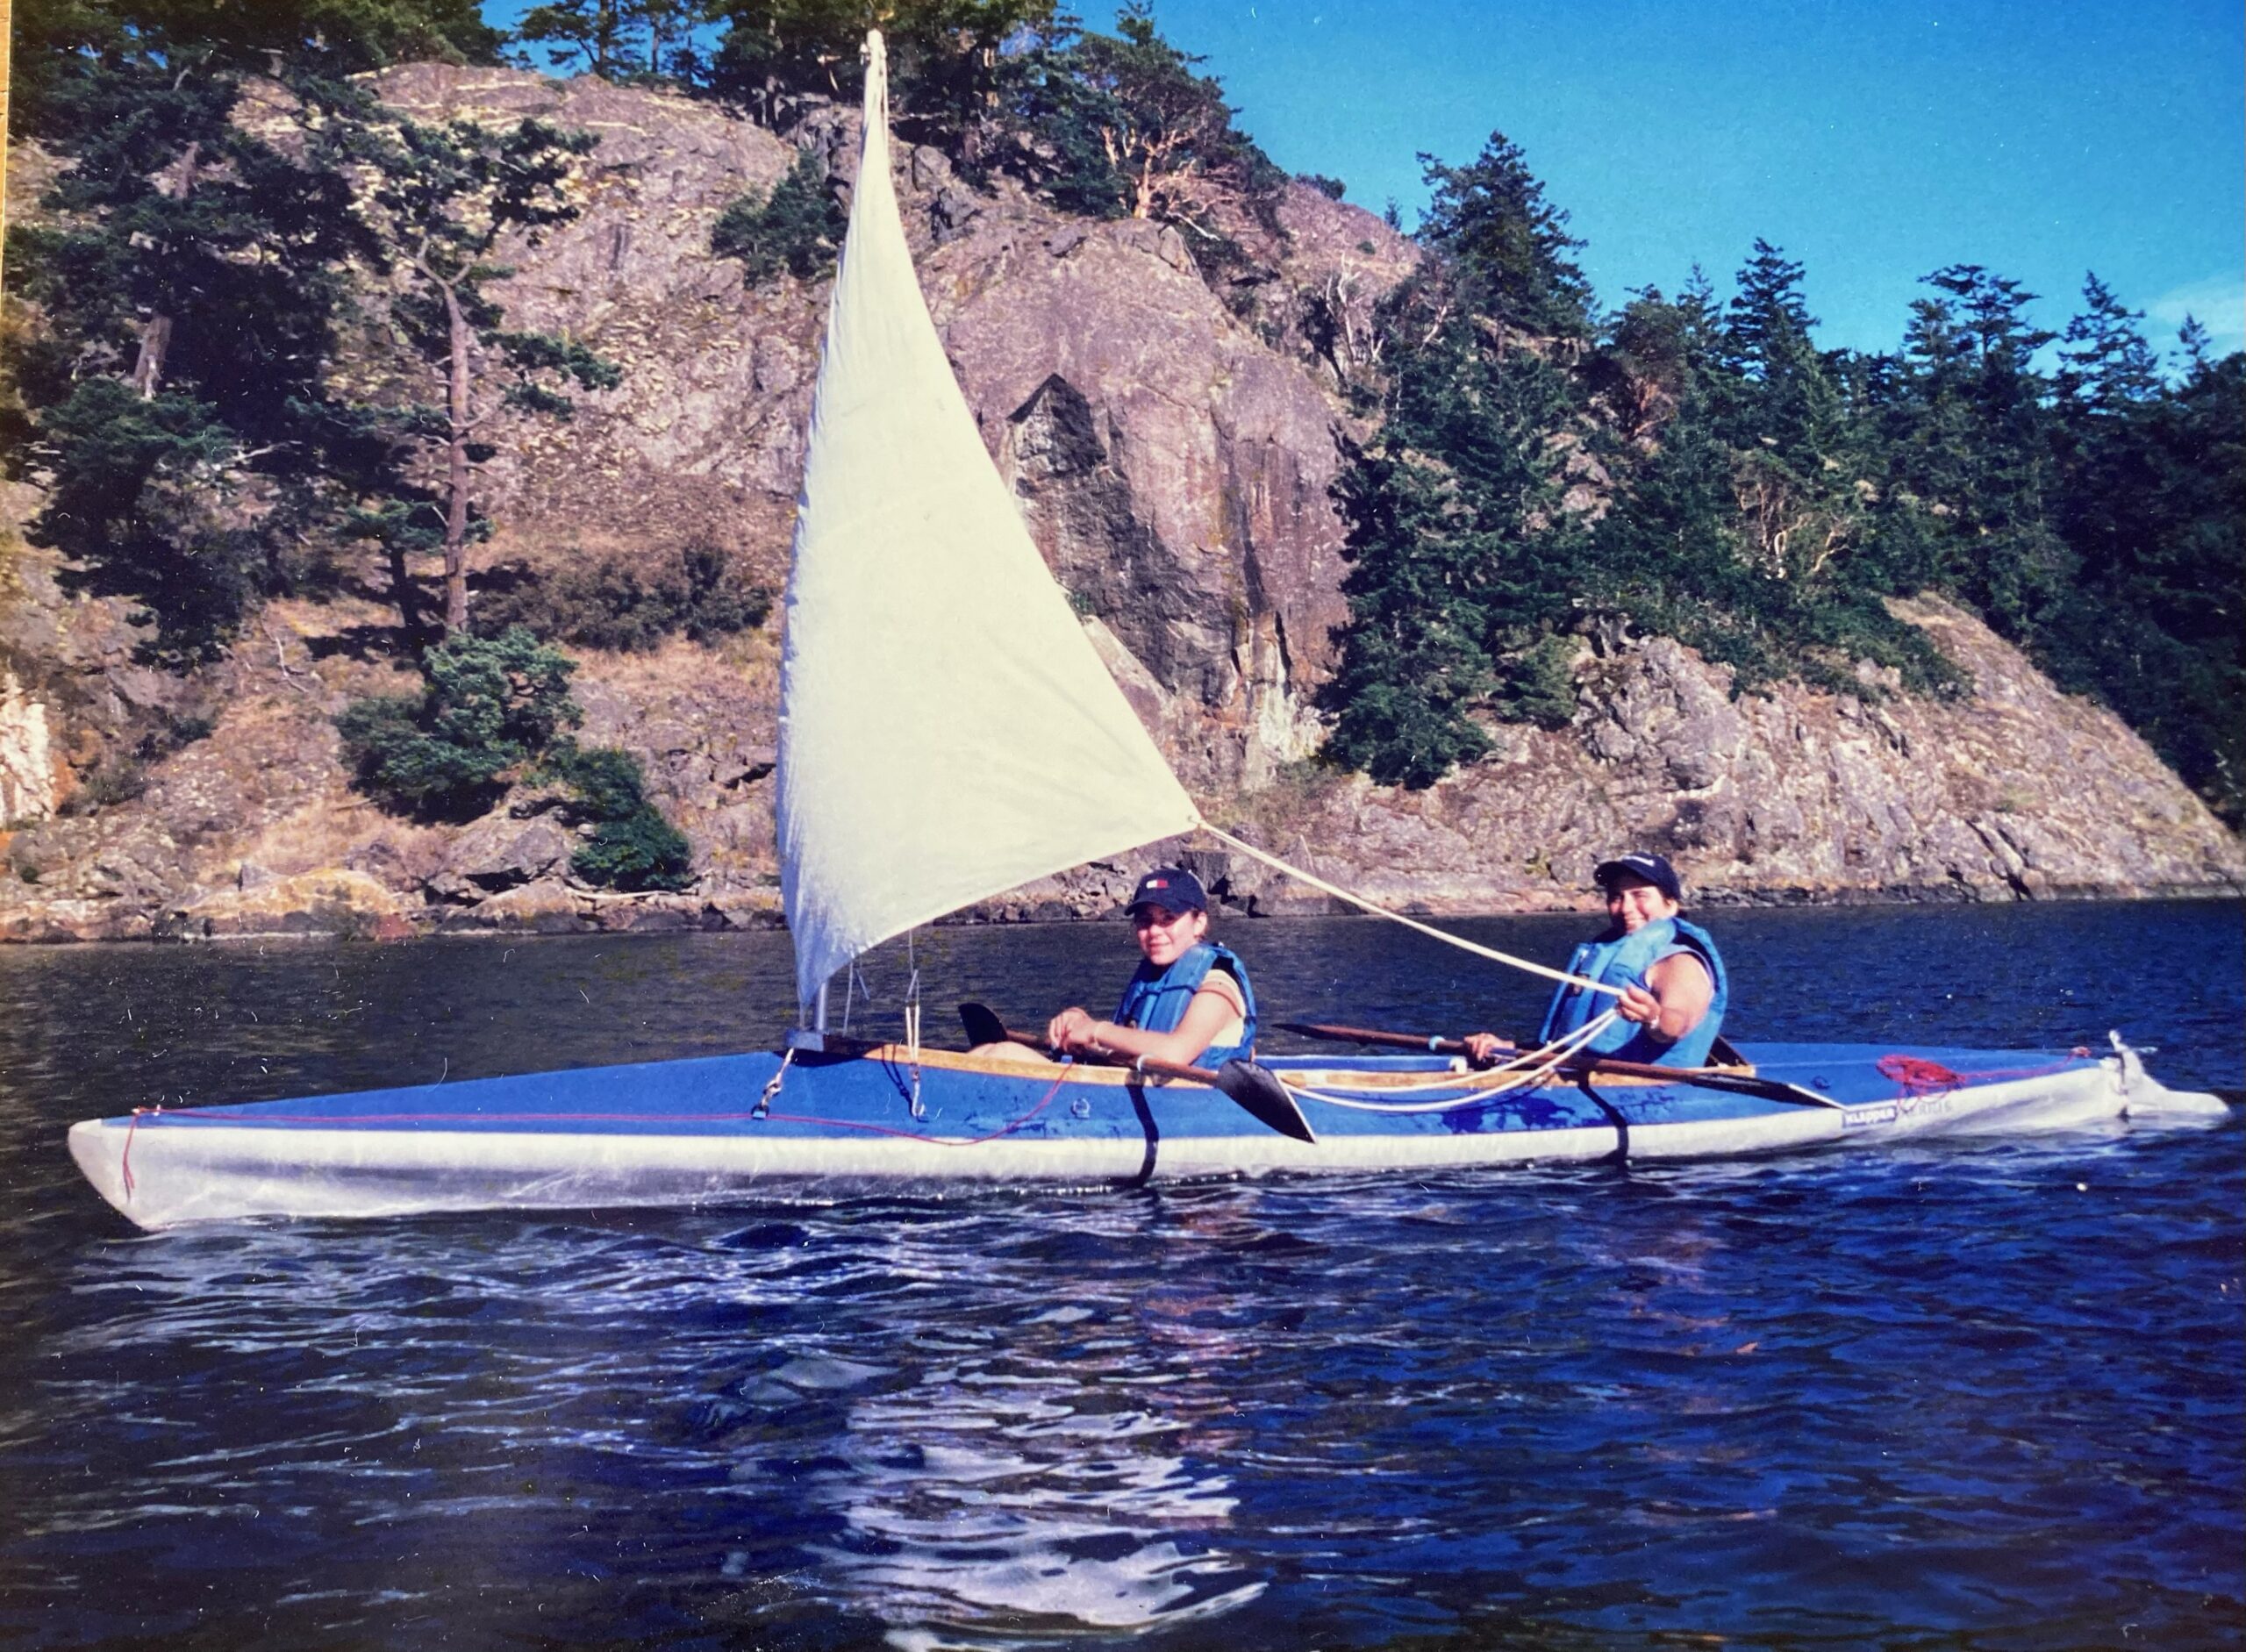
[338,631,696,877]
[2055,272,2164,414]
[1588,276,1719,440]
[515,0,697,78]
[1707,243,1869,585]
[991,6,1282,253]
[10,0,497,134]
[1720,239,1815,380]
[2049,298,2243,821]
[538,741,695,889]
[1588,371,1959,697]
[1415,132,1593,340]
[702,0,1052,131]
[11,25,360,654]
[343,114,620,639]
[6,0,500,660]
[1322,309,1587,786]
[336,626,583,819]
[1873,264,2071,637]
[711,154,848,283]
[2176,315,2214,375]
[515,0,640,77]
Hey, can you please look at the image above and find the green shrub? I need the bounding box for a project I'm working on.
[573,808,693,891]
[711,156,846,285]
[538,740,692,891]
[337,627,581,820]
[474,543,770,652]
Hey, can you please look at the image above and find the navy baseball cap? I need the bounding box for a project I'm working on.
[1593,853,1682,902]
[1126,867,1208,914]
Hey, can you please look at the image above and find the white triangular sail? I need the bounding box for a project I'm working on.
[776,31,1199,1010]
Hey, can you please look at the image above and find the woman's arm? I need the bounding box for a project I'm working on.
[1048,974,1246,1067]
[1614,952,1713,1043]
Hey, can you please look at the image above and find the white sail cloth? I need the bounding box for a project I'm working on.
[776,32,1200,1010]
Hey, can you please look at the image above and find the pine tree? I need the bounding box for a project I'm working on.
[11,29,361,654]
[513,0,697,79]
[702,0,1052,130]
[344,114,620,638]
[1322,311,1587,786]
[1720,239,1815,380]
[711,154,847,283]
[515,0,641,77]
[991,6,1281,249]
[6,0,501,660]
[1875,264,2072,637]
[2055,273,2164,414]
[2049,293,2243,821]
[1588,278,1719,440]
[1415,132,1593,340]
[1710,243,1865,585]
[336,626,582,819]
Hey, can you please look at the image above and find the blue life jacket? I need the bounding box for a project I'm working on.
[1112,940,1258,1067]
[1537,916,1728,1068]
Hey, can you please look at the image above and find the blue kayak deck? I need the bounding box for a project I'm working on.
[96,1041,2106,1141]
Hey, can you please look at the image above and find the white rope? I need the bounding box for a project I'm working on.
[755,1048,794,1117]
[1280,1011,1622,1113]
[1196,819,1623,998]
[1274,1013,1613,1098]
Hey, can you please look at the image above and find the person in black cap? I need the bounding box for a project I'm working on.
[1038,867,1259,1068]
[1464,852,1729,1069]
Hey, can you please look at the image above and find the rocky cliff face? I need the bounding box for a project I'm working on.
[1,68,2237,942]
[1187,597,2245,918]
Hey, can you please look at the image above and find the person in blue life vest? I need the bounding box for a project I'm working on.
[1463,852,1729,1069]
[1039,867,1259,1069]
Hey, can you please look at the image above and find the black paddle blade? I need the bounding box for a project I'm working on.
[1215,1061,1318,1144]
[958,1002,1010,1047]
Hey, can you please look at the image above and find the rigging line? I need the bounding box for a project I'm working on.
[902,932,924,1118]
[1280,1012,1621,1113]
[1281,1011,1620,1100]
[1196,820,1624,998]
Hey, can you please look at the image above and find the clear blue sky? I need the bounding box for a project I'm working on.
[1143,0,2243,359]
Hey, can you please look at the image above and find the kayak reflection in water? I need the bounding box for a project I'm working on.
[1465,851,1730,1069]
[978,868,1258,1069]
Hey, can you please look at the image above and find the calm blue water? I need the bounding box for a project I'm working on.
[0,901,2240,1649]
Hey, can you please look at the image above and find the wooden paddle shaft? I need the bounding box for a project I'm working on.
[1283,1020,1479,1055]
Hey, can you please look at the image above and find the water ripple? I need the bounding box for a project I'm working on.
[1,912,2240,1647]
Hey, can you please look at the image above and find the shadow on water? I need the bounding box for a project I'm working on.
[0,904,2240,1648]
